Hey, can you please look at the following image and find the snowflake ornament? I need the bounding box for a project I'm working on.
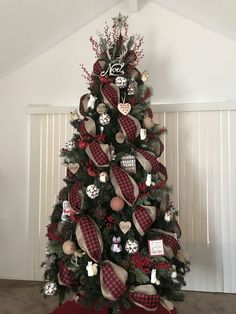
[86,184,100,199]
[44,282,57,296]
[125,239,139,254]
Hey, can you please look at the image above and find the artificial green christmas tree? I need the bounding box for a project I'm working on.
[42,14,190,314]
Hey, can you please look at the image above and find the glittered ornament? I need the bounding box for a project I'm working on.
[125,239,139,254]
[63,240,76,255]
[99,171,109,183]
[115,76,127,88]
[143,116,154,129]
[44,282,57,296]
[141,70,149,82]
[96,103,107,114]
[86,184,100,199]
[99,113,110,125]
[110,196,125,211]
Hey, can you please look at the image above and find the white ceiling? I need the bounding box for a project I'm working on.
[0,0,236,80]
[0,0,121,79]
[153,0,236,42]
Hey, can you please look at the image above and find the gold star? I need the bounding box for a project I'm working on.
[112,12,128,30]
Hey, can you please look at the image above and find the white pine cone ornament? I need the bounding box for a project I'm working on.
[115,76,127,88]
[86,184,100,199]
[99,113,111,126]
[44,282,57,296]
[125,239,139,254]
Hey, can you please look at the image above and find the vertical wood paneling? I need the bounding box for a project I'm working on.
[29,109,236,291]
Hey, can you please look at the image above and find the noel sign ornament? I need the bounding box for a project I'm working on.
[118,102,131,116]
[100,59,125,77]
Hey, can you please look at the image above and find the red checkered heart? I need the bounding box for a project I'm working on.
[118,103,131,115]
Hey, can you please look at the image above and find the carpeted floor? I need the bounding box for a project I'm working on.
[0,280,235,314]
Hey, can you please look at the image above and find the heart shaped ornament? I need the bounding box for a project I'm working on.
[68,163,80,174]
[119,221,132,234]
[117,102,131,116]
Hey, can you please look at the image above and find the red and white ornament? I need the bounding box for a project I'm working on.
[110,196,125,212]
[118,102,131,115]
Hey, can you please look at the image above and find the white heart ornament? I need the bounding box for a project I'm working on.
[119,221,131,234]
[118,103,131,116]
[68,163,80,174]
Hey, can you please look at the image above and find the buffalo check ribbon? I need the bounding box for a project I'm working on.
[118,114,141,142]
[76,216,103,262]
[101,83,120,109]
[134,148,159,173]
[58,260,75,288]
[79,94,90,116]
[128,285,160,311]
[133,205,156,236]
[78,116,96,140]
[110,164,139,206]
[68,181,83,212]
[93,59,106,76]
[146,107,153,119]
[100,260,128,301]
[158,230,181,257]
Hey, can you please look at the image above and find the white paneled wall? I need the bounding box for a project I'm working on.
[29,105,236,292]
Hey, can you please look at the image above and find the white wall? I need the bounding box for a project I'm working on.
[1,0,236,280]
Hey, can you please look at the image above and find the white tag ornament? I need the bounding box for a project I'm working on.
[148,239,164,256]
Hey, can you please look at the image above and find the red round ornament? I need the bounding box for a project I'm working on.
[78,140,88,149]
[110,196,125,212]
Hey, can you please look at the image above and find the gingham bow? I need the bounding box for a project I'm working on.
[76,216,103,262]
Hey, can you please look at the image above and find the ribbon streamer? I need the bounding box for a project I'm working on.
[76,216,103,262]
[78,116,96,140]
[118,114,141,142]
[128,285,160,312]
[110,164,139,206]
[133,205,156,236]
[58,260,75,288]
[68,181,83,212]
[135,148,159,173]
[85,141,111,167]
[79,94,90,116]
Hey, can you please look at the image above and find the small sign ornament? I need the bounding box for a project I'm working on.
[120,154,136,173]
[100,59,125,77]
[148,239,164,256]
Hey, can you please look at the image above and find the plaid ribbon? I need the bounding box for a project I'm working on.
[85,141,110,167]
[133,205,156,236]
[128,285,160,311]
[101,83,120,108]
[118,114,140,142]
[79,94,89,116]
[58,261,74,287]
[135,148,159,173]
[158,162,168,182]
[146,107,153,119]
[101,261,127,300]
[78,116,96,140]
[93,59,106,76]
[76,216,102,262]
[67,168,76,181]
[110,165,138,206]
[159,233,181,256]
[68,181,82,211]
[46,223,63,242]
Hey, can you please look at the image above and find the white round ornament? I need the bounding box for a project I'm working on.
[115,76,127,88]
[44,282,57,296]
[99,113,110,126]
[86,184,100,199]
[125,239,139,254]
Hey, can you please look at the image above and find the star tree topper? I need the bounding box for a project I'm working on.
[112,12,128,30]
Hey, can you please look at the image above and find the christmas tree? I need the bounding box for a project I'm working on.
[42,13,190,314]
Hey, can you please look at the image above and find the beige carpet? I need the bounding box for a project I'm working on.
[0,280,235,314]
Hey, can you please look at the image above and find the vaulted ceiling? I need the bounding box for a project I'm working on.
[0,0,235,80]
